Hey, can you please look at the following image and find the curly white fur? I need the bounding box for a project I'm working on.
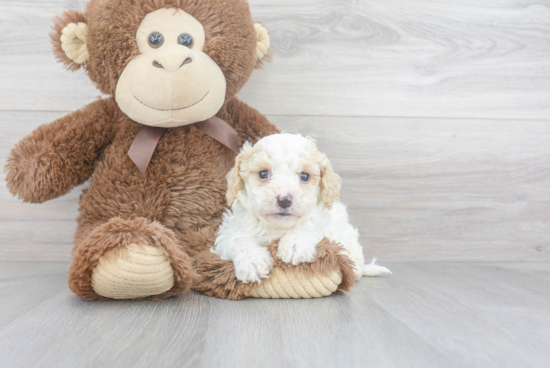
[213,133,391,284]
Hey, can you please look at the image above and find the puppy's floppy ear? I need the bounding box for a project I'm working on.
[50,10,89,71]
[227,142,257,205]
[320,158,342,210]
[226,151,246,206]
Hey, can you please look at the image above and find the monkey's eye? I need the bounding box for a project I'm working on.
[300,173,310,182]
[148,32,164,48]
[178,34,194,48]
[259,170,270,180]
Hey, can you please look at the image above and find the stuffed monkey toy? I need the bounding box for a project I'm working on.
[5,0,357,300]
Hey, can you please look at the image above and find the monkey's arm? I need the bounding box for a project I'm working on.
[225,98,279,145]
[5,98,117,203]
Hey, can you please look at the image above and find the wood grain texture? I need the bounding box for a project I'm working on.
[275,116,550,262]
[0,0,549,118]
[2,111,549,262]
[1,1,549,262]
[1,262,549,368]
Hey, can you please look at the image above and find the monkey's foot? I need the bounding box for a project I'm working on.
[192,237,357,300]
[249,267,342,299]
[69,217,194,301]
[91,243,174,299]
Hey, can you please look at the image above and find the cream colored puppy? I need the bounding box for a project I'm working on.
[213,133,391,284]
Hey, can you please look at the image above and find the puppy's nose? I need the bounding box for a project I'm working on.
[277,195,293,209]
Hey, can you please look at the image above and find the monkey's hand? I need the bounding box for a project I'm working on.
[5,98,116,203]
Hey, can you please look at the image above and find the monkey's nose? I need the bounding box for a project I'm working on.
[152,57,193,71]
[179,57,193,68]
[277,195,293,209]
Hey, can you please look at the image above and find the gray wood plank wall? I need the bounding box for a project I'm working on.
[1,0,549,262]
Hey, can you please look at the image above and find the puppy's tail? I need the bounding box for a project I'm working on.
[363,257,392,277]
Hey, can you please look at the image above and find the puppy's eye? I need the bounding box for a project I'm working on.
[259,170,270,180]
[148,32,164,48]
[178,34,194,48]
[300,172,310,182]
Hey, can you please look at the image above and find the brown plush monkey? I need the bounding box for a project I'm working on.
[5,0,356,301]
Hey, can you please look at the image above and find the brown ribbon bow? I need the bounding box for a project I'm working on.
[128,116,240,175]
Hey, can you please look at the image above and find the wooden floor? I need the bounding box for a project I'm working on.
[1,262,549,368]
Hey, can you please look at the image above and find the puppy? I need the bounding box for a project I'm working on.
[213,133,391,284]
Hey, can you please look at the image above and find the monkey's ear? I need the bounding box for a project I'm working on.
[50,10,89,71]
[254,23,271,68]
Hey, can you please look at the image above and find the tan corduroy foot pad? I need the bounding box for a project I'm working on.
[249,268,342,299]
[91,243,174,300]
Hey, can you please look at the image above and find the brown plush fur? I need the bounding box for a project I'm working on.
[5,0,355,301]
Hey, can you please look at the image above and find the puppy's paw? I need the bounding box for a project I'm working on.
[277,235,318,265]
[234,249,273,284]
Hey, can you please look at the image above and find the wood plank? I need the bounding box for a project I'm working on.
[0,0,103,112]
[1,262,549,368]
[2,111,550,261]
[368,263,550,367]
[275,115,550,262]
[0,221,75,261]
[0,0,549,119]
[244,0,550,119]
[0,261,68,279]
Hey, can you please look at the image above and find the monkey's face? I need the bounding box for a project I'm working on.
[51,0,271,128]
[115,8,226,128]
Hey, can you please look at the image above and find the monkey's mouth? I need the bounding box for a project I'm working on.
[133,91,209,112]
